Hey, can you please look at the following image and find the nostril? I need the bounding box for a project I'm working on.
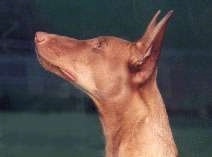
[35,31,48,43]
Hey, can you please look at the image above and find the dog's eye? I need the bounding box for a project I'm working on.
[95,38,107,49]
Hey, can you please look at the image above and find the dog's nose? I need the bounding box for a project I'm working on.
[35,32,48,43]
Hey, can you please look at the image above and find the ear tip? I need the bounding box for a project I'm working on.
[167,10,174,17]
[156,10,161,14]
[159,10,174,24]
[156,10,174,16]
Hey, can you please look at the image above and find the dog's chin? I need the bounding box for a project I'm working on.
[36,54,76,82]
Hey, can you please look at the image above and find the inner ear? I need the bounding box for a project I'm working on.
[128,45,152,73]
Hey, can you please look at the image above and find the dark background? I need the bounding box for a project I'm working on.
[0,0,211,157]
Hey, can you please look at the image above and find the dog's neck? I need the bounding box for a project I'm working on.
[94,80,178,157]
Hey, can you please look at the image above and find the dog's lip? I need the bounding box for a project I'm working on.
[36,52,76,82]
[60,68,76,81]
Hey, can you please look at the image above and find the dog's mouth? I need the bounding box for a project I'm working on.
[36,53,76,82]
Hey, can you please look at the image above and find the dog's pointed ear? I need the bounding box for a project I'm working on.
[129,10,173,84]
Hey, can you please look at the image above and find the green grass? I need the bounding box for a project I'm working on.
[0,112,211,157]
[0,113,104,157]
[171,117,212,157]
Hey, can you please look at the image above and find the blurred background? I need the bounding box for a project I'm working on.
[0,0,211,157]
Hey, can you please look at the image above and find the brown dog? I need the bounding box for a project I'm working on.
[35,10,178,157]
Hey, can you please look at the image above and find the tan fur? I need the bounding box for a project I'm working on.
[35,10,178,157]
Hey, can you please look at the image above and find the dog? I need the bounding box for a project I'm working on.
[35,10,178,157]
